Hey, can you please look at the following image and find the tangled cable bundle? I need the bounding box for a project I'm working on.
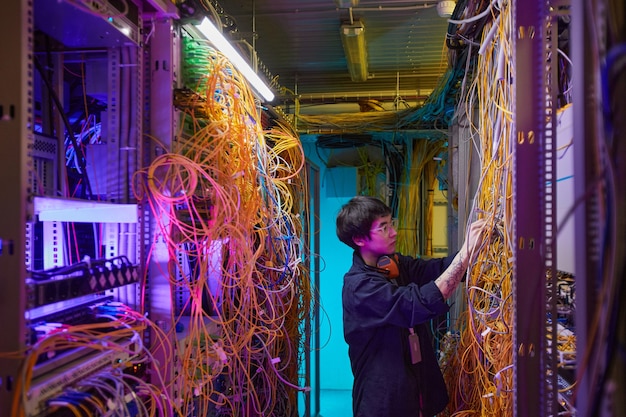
[295,65,465,133]
[440,2,515,415]
[132,34,310,416]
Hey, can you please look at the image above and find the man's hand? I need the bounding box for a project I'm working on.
[460,218,489,265]
[435,218,488,299]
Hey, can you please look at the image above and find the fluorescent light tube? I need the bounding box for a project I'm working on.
[335,0,359,7]
[195,17,275,102]
[341,20,368,82]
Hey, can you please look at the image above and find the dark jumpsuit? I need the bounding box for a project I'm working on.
[342,251,455,417]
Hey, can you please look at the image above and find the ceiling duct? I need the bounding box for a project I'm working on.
[340,20,368,82]
[317,133,373,148]
[317,134,381,168]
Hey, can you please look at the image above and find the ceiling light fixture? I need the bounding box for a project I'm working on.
[436,1,456,18]
[340,20,368,82]
[335,0,359,7]
[195,17,275,102]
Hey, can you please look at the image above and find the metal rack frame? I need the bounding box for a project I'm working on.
[0,1,33,415]
[0,0,164,414]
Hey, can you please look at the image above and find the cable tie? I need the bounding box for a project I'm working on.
[130,331,141,346]
[215,345,228,363]
[107,398,117,410]
[494,372,503,396]
[481,327,492,338]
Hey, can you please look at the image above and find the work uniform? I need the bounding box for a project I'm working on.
[342,251,455,417]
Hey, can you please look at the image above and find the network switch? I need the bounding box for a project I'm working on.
[25,337,141,417]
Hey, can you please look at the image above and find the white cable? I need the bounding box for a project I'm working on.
[448,0,498,25]
[478,14,501,56]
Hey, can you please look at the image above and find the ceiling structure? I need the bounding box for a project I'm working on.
[214,0,455,114]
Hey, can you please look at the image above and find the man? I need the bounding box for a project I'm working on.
[336,196,486,417]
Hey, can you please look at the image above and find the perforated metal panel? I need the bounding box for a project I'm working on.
[32,133,59,196]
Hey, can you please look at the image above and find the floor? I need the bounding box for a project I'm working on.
[318,389,352,417]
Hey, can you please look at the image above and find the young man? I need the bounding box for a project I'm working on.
[336,196,486,417]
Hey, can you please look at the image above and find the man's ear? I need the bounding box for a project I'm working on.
[352,235,366,247]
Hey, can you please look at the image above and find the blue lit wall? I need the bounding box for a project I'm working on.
[304,141,356,391]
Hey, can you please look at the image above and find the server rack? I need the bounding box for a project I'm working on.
[0,0,178,415]
[1,1,312,416]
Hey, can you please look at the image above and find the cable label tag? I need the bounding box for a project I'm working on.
[408,332,421,364]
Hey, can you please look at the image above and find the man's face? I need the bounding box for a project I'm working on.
[360,215,398,259]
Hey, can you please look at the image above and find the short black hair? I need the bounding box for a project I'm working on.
[336,196,392,250]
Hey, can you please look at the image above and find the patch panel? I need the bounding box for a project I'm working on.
[28,296,114,324]
[27,260,139,308]
[25,337,141,417]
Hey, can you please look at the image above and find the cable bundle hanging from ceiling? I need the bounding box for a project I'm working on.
[394,139,447,258]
